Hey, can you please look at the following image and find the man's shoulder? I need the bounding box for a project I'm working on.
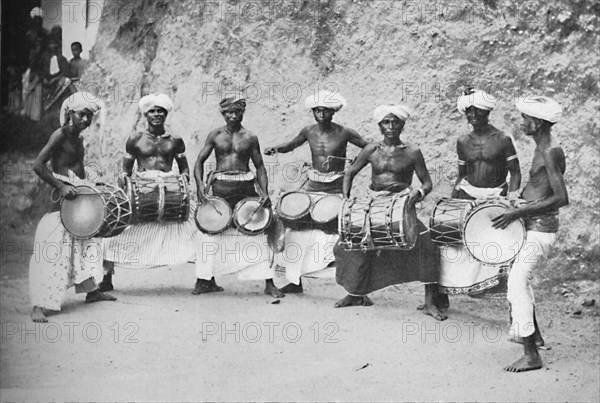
[402,142,422,154]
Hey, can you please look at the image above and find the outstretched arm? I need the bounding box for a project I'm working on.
[342,144,374,198]
[347,129,369,149]
[264,129,308,155]
[194,134,216,201]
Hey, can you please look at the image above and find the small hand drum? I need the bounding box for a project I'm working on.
[276,191,312,229]
[61,184,132,239]
[195,196,232,235]
[233,197,273,235]
[310,193,343,234]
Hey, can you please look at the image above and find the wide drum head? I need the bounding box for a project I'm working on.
[234,197,272,235]
[60,186,106,238]
[311,194,342,223]
[276,191,311,220]
[463,203,526,264]
[195,197,232,235]
[390,194,418,250]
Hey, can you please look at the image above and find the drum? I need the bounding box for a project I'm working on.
[276,191,312,229]
[463,202,526,264]
[233,197,273,235]
[310,193,343,234]
[340,193,418,250]
[61,184,132,239]
[125,174,189,223]
[430,198,476,246]
[195,196,232,235]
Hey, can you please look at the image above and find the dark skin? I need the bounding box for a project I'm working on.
[264,106,367,293]
[31,108,116,322]
[452,106,521,196]
[69,43,87,80]
[336,114,446,321]
[194,106,283,298]
[492,113,568,372]
[99,106,189,292]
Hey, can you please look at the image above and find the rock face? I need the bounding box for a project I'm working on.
[79,0,598,249]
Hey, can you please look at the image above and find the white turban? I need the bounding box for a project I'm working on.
[457,89,496,113]
[373,104,412,123]
[60,92,103,126]
[304,89,346,111]
[139,93,174,114]
[515,96,562,123]
[30,7,43,18]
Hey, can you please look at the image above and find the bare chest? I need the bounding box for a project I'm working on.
[136,135,177,157]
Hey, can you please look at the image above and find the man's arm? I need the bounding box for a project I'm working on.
[492,147,568,229]
[122,134,139,176]
[194,133,216,201]
[173,137,190,180]
[411,148,433,206]
[342,144,374,198]
[251,137,269,201]
[32,129,76,199]
[451,138,468,197]
[503,136,521,193]
[264,129,308,155]
[347,128,369,149]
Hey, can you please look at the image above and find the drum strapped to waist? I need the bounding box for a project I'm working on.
[233,197,273,236]
[195,196,232,235]
[276,191,343,234]
[60,184,132,239]
[124,174,190,224]
[339,192,418,251]
[430,197,526,264]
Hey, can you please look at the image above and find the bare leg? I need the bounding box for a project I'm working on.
[504,334,543,372]
[334,294,374,308]
[265,279,284,298]
[280,279,303,294]
[508,309,548,349]
[192,277,224,295]
[423,284,448,321]
[85,289,117,303]
[31,306,47,323]
[99,261,114,292]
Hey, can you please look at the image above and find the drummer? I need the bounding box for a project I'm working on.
[492,96,568,372]
[193,94,283,298]
[30,92,116,322]
[334,104,447,321]
[100,93,196,291]
[437,88,521,308]
[264,89,368,293]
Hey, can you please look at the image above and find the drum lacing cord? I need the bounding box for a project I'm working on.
[156,176,166,221]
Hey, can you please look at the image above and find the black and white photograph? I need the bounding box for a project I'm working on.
[1,0,599,401]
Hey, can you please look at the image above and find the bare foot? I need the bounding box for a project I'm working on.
[507,334,549,350]
[192,278,224,295]
[265,280,285,298]
[504,353,543,372]
[31,306,47,323]
[280,283,303,294]
[334,295,374,308]
[424,304,448,321]
[85,290,117,303]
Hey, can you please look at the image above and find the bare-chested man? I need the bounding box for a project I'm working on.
[264,89,368,293]
[437,88,521,309]
[30,92,116,322]
[491,96,568,372]
[193,94,283,298]
[333,104,446,321]
[100,93,196,291]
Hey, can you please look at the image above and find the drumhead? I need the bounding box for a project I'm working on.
[234,198,272,234]
[60,186,105,238]
[195,197,232,235]
[311,194,342,223]
[276,191,311,220]
[463,203,526,264]
[390,194,418,250]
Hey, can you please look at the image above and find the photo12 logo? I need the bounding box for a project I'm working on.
[199,321,340,343]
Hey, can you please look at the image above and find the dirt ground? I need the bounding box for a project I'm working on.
[1,231,599,403]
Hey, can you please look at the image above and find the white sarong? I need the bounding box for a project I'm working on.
[29,212,101,311]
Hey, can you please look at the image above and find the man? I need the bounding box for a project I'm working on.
[193,94,283,298]
[30,92,116,322]
[41,36,72,115]
[264,89,368,293]
[21,7,47,121]
[333,105,447,321]
[437,88,521,307]
[492,96,568,372]
[100,93,196,290]
[68,42,88,84]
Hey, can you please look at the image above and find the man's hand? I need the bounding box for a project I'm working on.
[259,195,272,208]
[407,189,422,209]
[197,188,208,203]
[59,183,77,200]
[491,207,521,229]
[264,147,277,156]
